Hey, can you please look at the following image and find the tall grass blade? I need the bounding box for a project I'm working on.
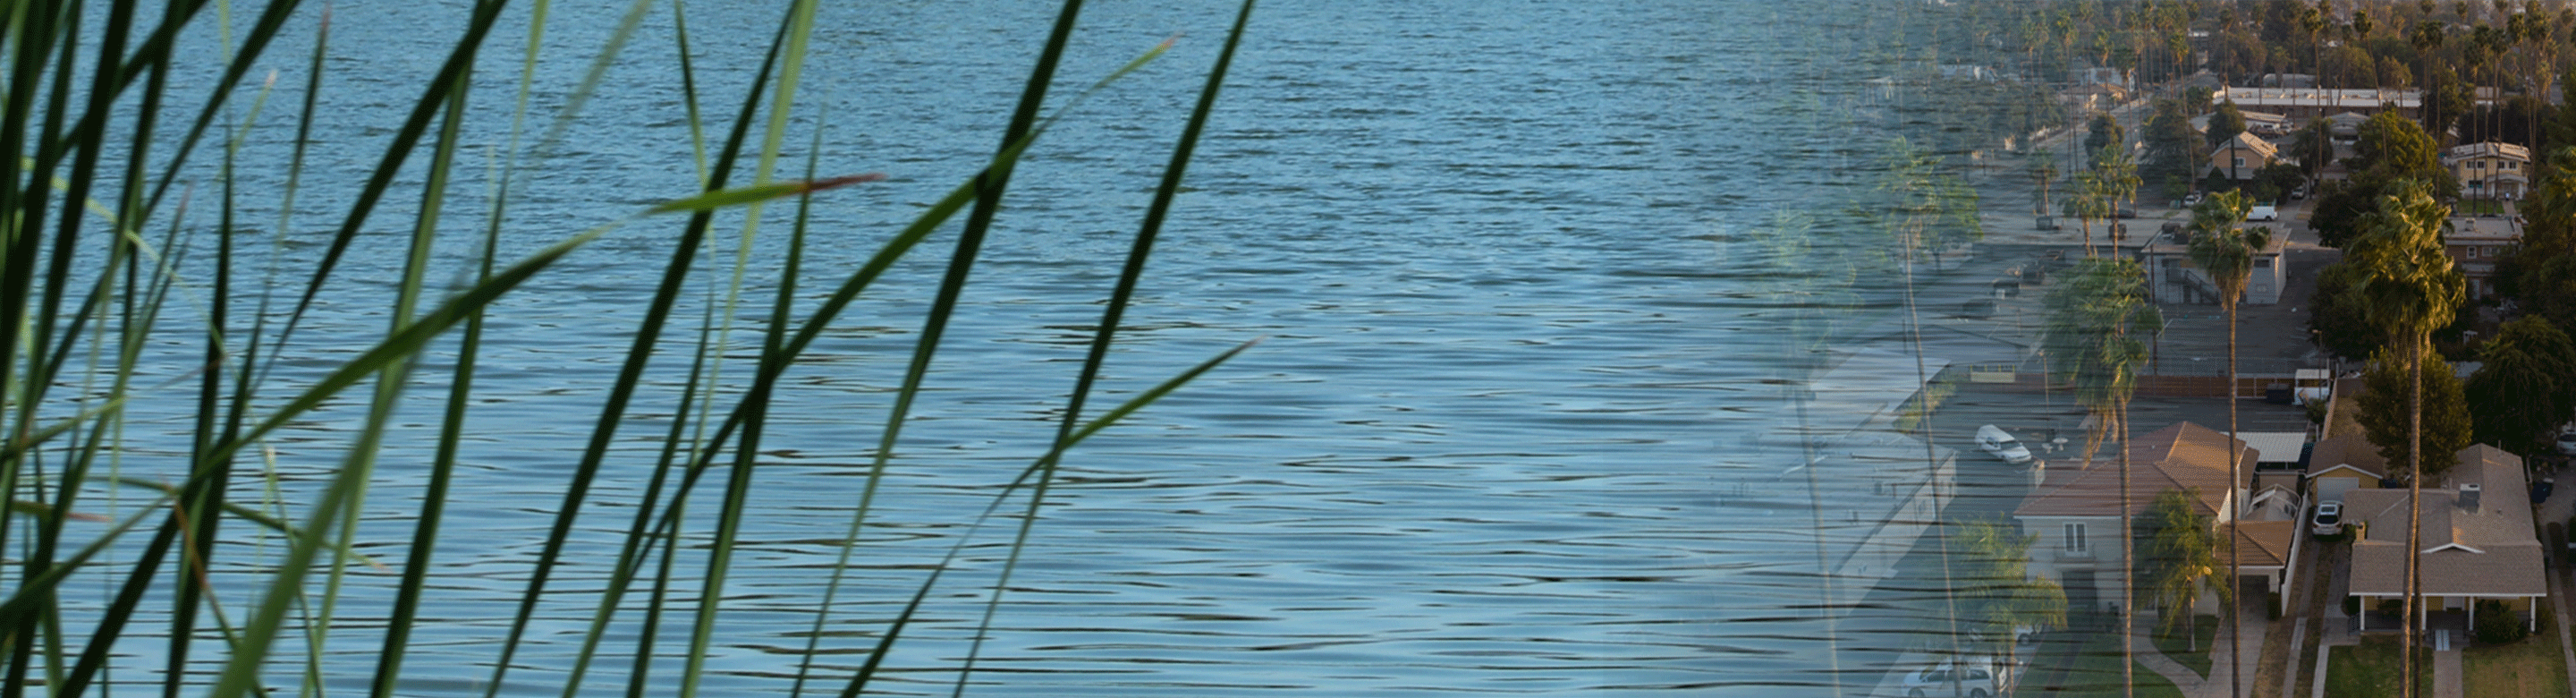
[953,4,1257,692]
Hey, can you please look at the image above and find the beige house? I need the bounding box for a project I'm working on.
[2443,141,2532,200]
[2345,445,2546,633]
[2307,431,2387,503]
[2207,132,2280,181]
[2015,422,2300,614]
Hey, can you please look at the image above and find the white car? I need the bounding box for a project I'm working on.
[1901,662,1997,698]
[2556,431,2576,456]
[1977,425,2034,465]
[2312,501,2343,536]
[2248,203,2279,221]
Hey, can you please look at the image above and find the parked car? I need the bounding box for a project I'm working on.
[2248,203,2279,221]
[2533,475,2555,505]
[1977,424,2034,465]
[2556,431,2576,456]
[2311,501,2343,537]
[1901,662,1997,698]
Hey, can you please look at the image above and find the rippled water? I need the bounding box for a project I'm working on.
[39,1,1979,695]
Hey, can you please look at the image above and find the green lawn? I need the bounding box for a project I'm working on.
[2458,199,2508,215]
[2149,614,2221,677]
[2326,635,2435,698]
[2018,628,2187,698]
[2464,625,2571,697]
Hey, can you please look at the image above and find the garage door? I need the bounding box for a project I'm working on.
[2318,478,2358,503]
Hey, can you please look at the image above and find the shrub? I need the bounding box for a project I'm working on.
[2344,595,2362,616]
[2476,600,2531,644]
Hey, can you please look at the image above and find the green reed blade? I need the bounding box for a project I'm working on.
[833,339,1253,698]
[953,5,1257,693]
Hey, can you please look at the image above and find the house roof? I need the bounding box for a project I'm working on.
[2233,432,2307,464]
[2014,422,2250,519]
[2307,432,2386,479]
[2208,132,2280,161]
[2444,141,2532,165]
[2345,445,2546,597]
[2233,520,2297,569]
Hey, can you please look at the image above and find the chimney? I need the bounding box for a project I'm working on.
[2460,482,2483,511]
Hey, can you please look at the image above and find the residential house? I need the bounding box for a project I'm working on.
[2325,111,2370,139]
[2207,132,2280,181]
[2445,214,2522,300]
[2015,422,2300,615]
[2306,431,2387,504]
[2443,141,2532,200]
[2344,445,2546,633]
[2136,224,2289,305]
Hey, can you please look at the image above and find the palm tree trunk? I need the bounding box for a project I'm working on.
[2403,336,2425,698]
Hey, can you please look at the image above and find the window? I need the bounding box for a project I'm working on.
[2233,157,2246,168]
[2507,160,2520,170]
[2470,246,2482,259]
[2255,258,2273,268]
[2065,523,2088,552]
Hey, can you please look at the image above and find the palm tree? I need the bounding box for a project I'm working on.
[2351,182,2468,698]
[2186,190,2267,698]
[2034,148,2060,216]
[1953,516,2069,682]
[2042,258,2158,698]
[2137,488,2224,652]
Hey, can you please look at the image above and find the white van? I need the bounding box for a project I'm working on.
[2248,203,2279,221]
[1976,425,2034,465]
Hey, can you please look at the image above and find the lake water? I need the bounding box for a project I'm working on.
[42,1,1979,695]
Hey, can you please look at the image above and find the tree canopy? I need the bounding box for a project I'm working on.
[2356,345,2475,483]
[1951,517,2067,669]
[2207,99,2248,149]
[2467,317,2576,455]
[2134,488,2223,650]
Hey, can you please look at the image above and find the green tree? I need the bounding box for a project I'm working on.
[2308,260,2385,359]
[2291,117,2336,179]
[2349,181,2470,696]
[2209,99,2250,149]
[1953,517,2069,676]
[2033,148,2061,215]
[2090,112,2129,166]
[2312,116,2455,248]
[2186,190,2267,687]
[2135,488,2225,652]
[2355,345,2475,481]
[2466,317,2576,455]
[2143,98,2204,191]
[2040,258,2157,697]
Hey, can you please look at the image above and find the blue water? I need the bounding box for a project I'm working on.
[31,1,1963,695]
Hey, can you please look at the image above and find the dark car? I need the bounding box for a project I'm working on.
[2535,476,2555,505]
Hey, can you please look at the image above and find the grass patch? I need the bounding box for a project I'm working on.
[2325,634,2434,698]
[2458,199,2508,215]
[2025,627,2187,698]
[2464,622,2570,698]
[2150,613,2222,677]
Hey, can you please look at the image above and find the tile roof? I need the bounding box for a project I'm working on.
[2208,132,2281,161]
[2345,445,2546,597]
[2014,422,2250,519]
[2307,432,2386,480]
[2233,520,2297,569]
